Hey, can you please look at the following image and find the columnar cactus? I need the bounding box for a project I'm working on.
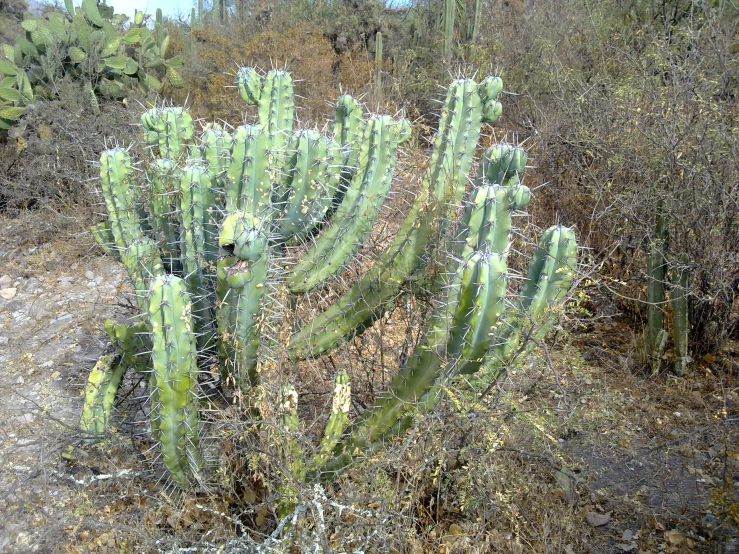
[147,274,204,489]
[82,68,578,498]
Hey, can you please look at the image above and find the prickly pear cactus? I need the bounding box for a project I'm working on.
[81,67,578,498]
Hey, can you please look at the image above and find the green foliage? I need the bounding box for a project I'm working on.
[81,68,577,514]
[0,1,184,132]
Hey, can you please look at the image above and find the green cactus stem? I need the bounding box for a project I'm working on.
[200,124,232,186]
[236,66,262,106]
[646,203,668,375]
[99,148,142,251]
[671,253,690,376]
[324,250,508,475]
[312,371,351,472]
[145,158,181,273]
[483,225,578,373]
[257,69,294,156]
[90,221,120,260]
[331,93,365,206]
[374,32,383,103]
[226,125,273,217]
[178,162,219,352]
[442,0,455,61]
[274,130,341,244]
[288,115,410,292]
[288,77,495,358]
[147,274,205,489]
[79,351,126,443]
[217,212,269,390]
[141,106,194,159]
[467,0,481,44]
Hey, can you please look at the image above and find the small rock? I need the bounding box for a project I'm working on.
[10,413,35,426]
[586,512,611,527]
[0,336,8,346]
[85,270,95,280]
[0,275,11,288]
[94,275,103,285]
[448,523,463,535]
[0,287,17,300]
[33,307,49,320]
[16,376,23,385]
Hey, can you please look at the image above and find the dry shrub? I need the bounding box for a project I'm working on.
[175,27,250,123]
[0,93,141,215]
[338,47,374,94]
[179,24,338,125]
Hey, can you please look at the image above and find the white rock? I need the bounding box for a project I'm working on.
[85,270,95,280]
[0,288,17,300]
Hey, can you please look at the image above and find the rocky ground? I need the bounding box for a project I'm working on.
[0,212,738,553]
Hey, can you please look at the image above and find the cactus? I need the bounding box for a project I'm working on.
[288,77,499,358]
[374,31,383,103]
[443,0,455,61]
[148,274,205,489]
[79,352,126,443]
[141,106,195,159]
[645,202,668,374]
[287,115,410,292]
[83,69,578,499]
[671,253,690,376]
[0,2,184,133]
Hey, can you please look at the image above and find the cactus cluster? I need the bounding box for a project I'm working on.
[81,68,578,497]
[0,1,182,130]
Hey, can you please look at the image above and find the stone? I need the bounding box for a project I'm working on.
[85,270,95,281]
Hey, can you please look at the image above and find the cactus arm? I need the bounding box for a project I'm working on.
[324,252,507,475]
[90,221,120,260]
[79,351,126,443]
[235,66,262,106]
[141,107,194,159]
[145,158,181,273]
[485,225,578,371]
[311,372,351,471]
[646,205,668,374]
[478,76,504,123]
[178,162,218,351]
[258,69,294,156]
[226,125,272,216]
[200,124,232,187]
[105,319,150,373]
[99,148,142,250]
[671,253,690,375]
[120,237,165,311]
[275,131,341,243]
[147,274,204,489]
[288,189,431,360]
[288,115,409,292]
[217,212,269,390]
